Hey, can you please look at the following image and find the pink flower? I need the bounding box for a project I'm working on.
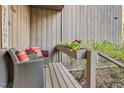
[75,39,81,43]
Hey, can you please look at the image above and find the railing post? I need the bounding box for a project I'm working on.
[86,50,98,88]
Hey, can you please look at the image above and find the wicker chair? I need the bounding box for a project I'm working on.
[8,48,47,88]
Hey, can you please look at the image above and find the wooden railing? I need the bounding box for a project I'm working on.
[56,45,98,88]
[56,45,124,88]
[98,51,124,68]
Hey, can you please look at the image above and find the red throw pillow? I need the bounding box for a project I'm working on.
[26,47,43,58]
[16,50,29,62]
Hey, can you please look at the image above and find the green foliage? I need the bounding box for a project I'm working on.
[62,40,82,51]
[89,40,124,62]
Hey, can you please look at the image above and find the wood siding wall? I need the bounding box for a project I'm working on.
[0,5,30,87]
[62,5,122,44]
[8,5,30,50]
[0,5,30,50]
[0,6,2,49]
[0,6,7,87]
[30,5,122,63]
[30,7,61,62]
[62,5,122,63]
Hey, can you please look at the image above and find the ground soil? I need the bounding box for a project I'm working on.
[70,67,124,88]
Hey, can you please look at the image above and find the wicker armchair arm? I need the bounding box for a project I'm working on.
[15,57,47,65]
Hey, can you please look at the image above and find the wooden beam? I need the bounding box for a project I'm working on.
[30,5,64,11]
[56,45,87,59]
[86,50,98,88]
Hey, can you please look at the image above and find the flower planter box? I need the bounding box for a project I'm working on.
[56,45,87,59]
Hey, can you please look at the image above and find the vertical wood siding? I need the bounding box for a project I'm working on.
[3,5,31,50]
[0,6,8,87]
[30,5,122,63]
[0,5,30,87]
[30,7,61,62]
[62,5,122,63]
[62,5,122,44]
[0,6,6,87]
[8,5,30,50]
[0,6,2,49]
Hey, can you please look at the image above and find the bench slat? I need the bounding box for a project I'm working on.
[52,63,67,88]
[49,63,60,88]
[43,66,46,88]
[59,63,82,88]
[45,65,52,88]
[55,63,75,88]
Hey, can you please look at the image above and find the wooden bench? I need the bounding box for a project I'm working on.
[44,63,82,88]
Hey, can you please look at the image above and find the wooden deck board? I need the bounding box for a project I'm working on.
[43,65,46,88]
[45,65,52,88]
[59,63,82,88]
[52,63,67,88]
[49,63,60,88]
[55,63,75,88]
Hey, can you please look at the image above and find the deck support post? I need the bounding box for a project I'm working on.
[86,50,98,88]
